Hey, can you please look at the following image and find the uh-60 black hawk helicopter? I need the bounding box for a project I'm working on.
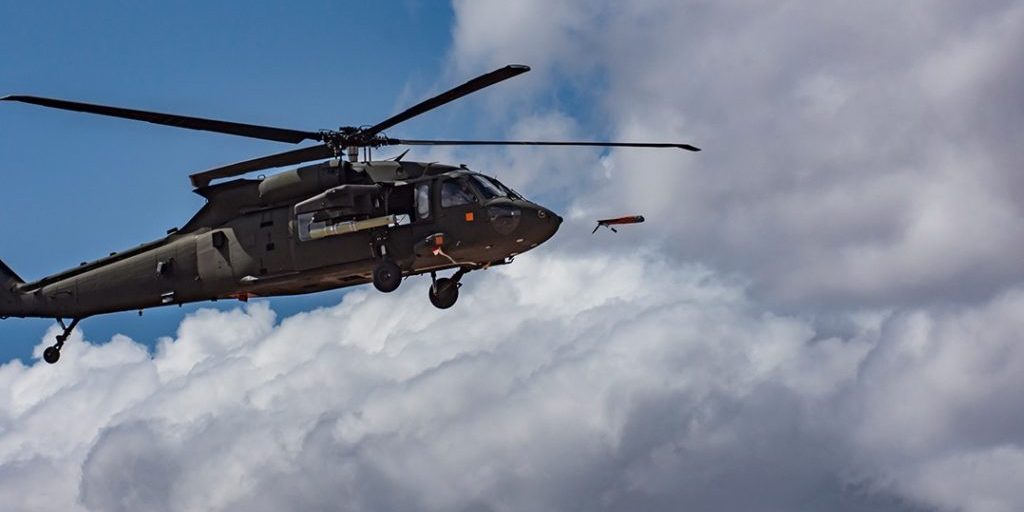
[0,64,699,364]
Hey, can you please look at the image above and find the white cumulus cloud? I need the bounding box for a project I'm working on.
[1,250,1023,511]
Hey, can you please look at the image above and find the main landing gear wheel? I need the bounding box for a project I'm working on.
[373,260,402,293]
[429,278,460,309]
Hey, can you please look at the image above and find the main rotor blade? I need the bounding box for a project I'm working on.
[1,95,322,144]
[393,139,702,152]
[189,144,334,188]
[362,65,530,137]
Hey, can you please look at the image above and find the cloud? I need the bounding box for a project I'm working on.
[0,249,1023,511]
[449,0,1024,309]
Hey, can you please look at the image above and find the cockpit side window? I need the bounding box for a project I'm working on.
[440,178,477,208]
[471,175,506,199]
[473,174,522,200]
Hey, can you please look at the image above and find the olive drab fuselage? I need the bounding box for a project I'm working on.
[0,159,562,320]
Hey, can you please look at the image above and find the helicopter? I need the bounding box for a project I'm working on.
[0,64,699,364]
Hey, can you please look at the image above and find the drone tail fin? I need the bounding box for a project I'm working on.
[0,259,24,317]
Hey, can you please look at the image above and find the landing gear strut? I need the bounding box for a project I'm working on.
[43,317,80,364]
[429,268,468,309]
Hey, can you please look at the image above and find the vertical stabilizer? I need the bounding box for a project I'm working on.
[0,259,22,289]
[0,260,24,316]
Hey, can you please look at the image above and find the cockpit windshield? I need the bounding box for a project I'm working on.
[470,174,521,200]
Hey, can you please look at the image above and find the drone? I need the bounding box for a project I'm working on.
[0,64,699,364]
[592,216,646,234]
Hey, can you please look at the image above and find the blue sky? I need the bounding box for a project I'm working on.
[0,1,468,361]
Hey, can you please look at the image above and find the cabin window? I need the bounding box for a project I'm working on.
[440,178,477,208]
[416,182,431,220]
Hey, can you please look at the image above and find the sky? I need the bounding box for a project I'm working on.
[2,1,1024,511]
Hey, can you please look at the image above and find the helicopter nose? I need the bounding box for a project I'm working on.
[532,206,562,243]
[498,202,561,252]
